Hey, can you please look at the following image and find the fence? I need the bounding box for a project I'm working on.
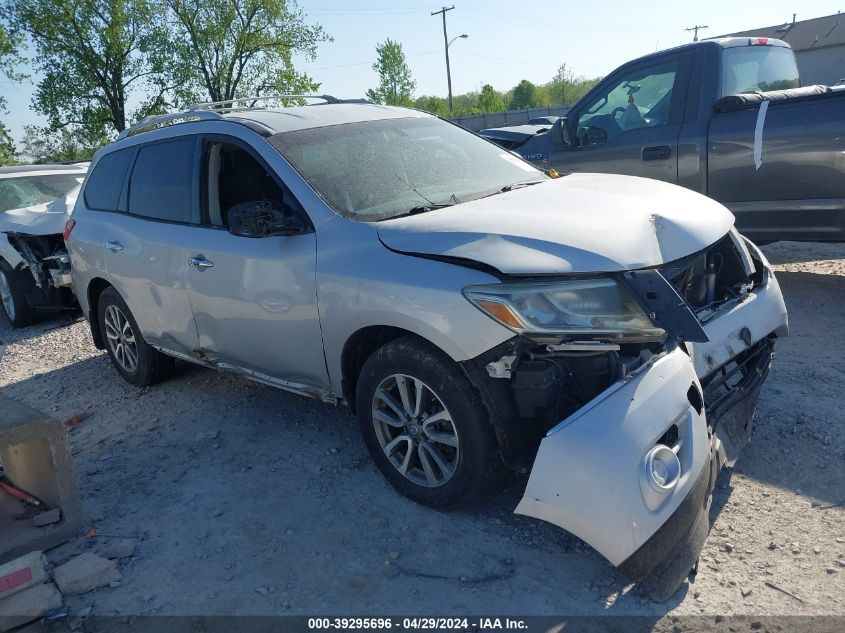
[449,105,571,132]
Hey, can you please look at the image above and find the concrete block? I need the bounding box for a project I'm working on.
[0,396,82,564]
[0,582,62,631]
[52,553,120,595]
[0,552,47,601]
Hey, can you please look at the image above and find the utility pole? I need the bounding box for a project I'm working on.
[685,24,709,41]
[432,5,456,111]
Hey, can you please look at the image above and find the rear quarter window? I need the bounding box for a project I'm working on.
[84,149,134,211]
[128,137,195,223]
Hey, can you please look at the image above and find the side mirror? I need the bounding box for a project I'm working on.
[227,200,303,238]
[552,117,571,147]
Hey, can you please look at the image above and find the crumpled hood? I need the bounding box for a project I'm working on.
[377,173,735,274]
[0,186,79,236]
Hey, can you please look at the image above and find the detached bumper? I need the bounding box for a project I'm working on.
[515,301,781,598]
[515,348,712,570]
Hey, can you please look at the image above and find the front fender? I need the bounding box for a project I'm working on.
[0,234,25,269]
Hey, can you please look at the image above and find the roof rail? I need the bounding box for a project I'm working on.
[116,94,342,140]
[191,94,340,112]
[117,110,223,140]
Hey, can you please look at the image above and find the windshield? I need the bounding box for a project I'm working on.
[721,46,800,96]
[0,174,84,213]
[269,116,545,221]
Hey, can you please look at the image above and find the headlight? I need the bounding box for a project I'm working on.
[463,278,666,341]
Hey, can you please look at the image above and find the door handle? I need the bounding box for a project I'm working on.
[642,145,672,161]
[105,240,124,253]
[188,256,214,270]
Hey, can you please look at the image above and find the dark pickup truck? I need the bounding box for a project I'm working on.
[480,37,845,242]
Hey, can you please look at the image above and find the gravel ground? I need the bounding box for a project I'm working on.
[0,241,843,621]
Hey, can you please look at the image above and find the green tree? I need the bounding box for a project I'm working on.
[5,0,170,134]
[0,123,15,165]
[477,84,505,113]
[510,79,540,110]
[0,21,25,109]
[19,125,108,164]
[366,38,415,106]
[414,95,447,117]
[163,0,329,106]
[0,21,25,165]
[547,63,600,105]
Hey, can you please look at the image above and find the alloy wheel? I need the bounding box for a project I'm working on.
[104,304,138,373]
[371,374,460,487]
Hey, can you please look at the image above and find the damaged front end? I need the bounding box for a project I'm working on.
[2,232,76,311]
[462,231,786,600]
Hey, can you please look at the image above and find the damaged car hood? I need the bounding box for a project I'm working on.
[377,173,735,274]
[0,186,79,236]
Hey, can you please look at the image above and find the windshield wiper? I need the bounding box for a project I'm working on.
[499,180,546,193]
[474,180,546,202]
[386,203,454,220]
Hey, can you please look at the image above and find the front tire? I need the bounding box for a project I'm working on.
[356,336,503,508]
[0,260,37,327]
[97,287,174,387]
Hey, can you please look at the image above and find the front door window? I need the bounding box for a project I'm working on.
[575,61,679,147]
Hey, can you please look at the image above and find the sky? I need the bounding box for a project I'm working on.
[2,0,842,146]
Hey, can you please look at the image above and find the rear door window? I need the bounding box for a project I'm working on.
[84,149,133,211]
[128,137,195,223]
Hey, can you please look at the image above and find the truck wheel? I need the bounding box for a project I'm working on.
[97,287,174,387]
[356,336,503,508]
[0,260,37,327]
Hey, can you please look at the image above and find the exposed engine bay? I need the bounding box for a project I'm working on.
[456,230,784,600]
[472,231,766,444]
[3,232,76,311]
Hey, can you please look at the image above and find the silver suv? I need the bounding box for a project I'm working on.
[68,97,788,599]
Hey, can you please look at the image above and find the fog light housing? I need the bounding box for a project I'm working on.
[644,445,681,494]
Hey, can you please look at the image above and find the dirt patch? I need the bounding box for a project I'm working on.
[0,242,843,619]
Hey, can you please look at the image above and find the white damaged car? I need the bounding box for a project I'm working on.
[67,102,788,600]
[0,163,88,325]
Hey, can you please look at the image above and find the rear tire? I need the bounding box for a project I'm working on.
[0,260,37,327]
[356,335,504,508]
[97,287,174,387]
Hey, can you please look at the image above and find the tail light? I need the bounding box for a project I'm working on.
[749,37,770,45]
[63,219,76,242]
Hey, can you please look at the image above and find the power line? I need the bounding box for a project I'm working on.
[432,5,457,112]
[685,24,709,41]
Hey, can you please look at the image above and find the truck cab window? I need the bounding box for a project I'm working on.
[205,141,302,230]
[575,61,679,147]
[721,46,800,96]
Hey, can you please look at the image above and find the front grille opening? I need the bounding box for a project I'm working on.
[701,338,773,417]
[687,383,703,415]
[656,424,679,448]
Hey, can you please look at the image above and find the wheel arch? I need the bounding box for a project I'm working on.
[340,325,422,411]
[339,325,520,463]
[86,277,114,349]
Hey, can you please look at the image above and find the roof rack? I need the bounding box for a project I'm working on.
[116,94,341,139]
[117,110,223,139]
[191,94,340,112]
